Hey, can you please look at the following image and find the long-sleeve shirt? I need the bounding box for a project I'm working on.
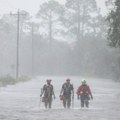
[77,84,92,96]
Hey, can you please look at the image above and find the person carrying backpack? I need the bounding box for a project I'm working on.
[77,79,93,108]
[59,78,74,109]
[40,79,55,109]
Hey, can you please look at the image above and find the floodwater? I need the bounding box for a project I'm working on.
[0,76,120,120]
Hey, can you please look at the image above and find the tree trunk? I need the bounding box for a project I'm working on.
[49,10,52,48]
[81,5,86,40]
[77,0,80,42]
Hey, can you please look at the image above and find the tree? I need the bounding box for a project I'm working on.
[106,0,115,11]
[107,0,120,47]
[64,0,98,42]
[36,0,64,45]
[106,0,120,80]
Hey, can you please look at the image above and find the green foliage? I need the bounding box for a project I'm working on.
[0,0,117,79]
[107,0,120,47]
[37,0,64,18]
[66,0,97,12]
[0,75,31,87]
[36,0,65,41]
[64,0,99,41]
[0,75,16,87]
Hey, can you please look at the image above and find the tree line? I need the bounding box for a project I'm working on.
[0,0,119,80]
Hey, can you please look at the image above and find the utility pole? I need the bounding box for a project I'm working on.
[31,23,34,77]
[10,9,26,79]
[16,9,20,79]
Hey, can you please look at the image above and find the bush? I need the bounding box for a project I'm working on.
[0,75,31,87]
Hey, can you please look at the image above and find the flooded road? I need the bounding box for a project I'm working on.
[0,76,120,120]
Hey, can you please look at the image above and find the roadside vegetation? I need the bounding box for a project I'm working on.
[0,75,31,87]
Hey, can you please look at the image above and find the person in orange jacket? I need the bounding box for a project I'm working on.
[77,79,93,108]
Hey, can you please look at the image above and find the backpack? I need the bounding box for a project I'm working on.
[43,84,53,98]
[62,83,73,95]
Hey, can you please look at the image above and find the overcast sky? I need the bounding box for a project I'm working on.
[0,0,107,16]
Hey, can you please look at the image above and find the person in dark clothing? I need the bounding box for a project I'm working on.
[60,78,74,109]
[40,79,55,109]
[77,79,93,108]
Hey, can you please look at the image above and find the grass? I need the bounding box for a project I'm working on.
[0,75,31,87]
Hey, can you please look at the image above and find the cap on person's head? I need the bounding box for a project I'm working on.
[46,79,52,82]
[66,78,70,81]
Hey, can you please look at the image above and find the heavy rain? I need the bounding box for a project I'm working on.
[0,0,120,120]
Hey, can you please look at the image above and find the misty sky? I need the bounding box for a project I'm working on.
[0,0,107,16]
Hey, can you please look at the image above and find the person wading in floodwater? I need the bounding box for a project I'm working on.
[77,79,93,108]
[40,79,55,109]
[59,78,74,109]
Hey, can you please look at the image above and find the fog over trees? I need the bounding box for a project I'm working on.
[0,0,119,81]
